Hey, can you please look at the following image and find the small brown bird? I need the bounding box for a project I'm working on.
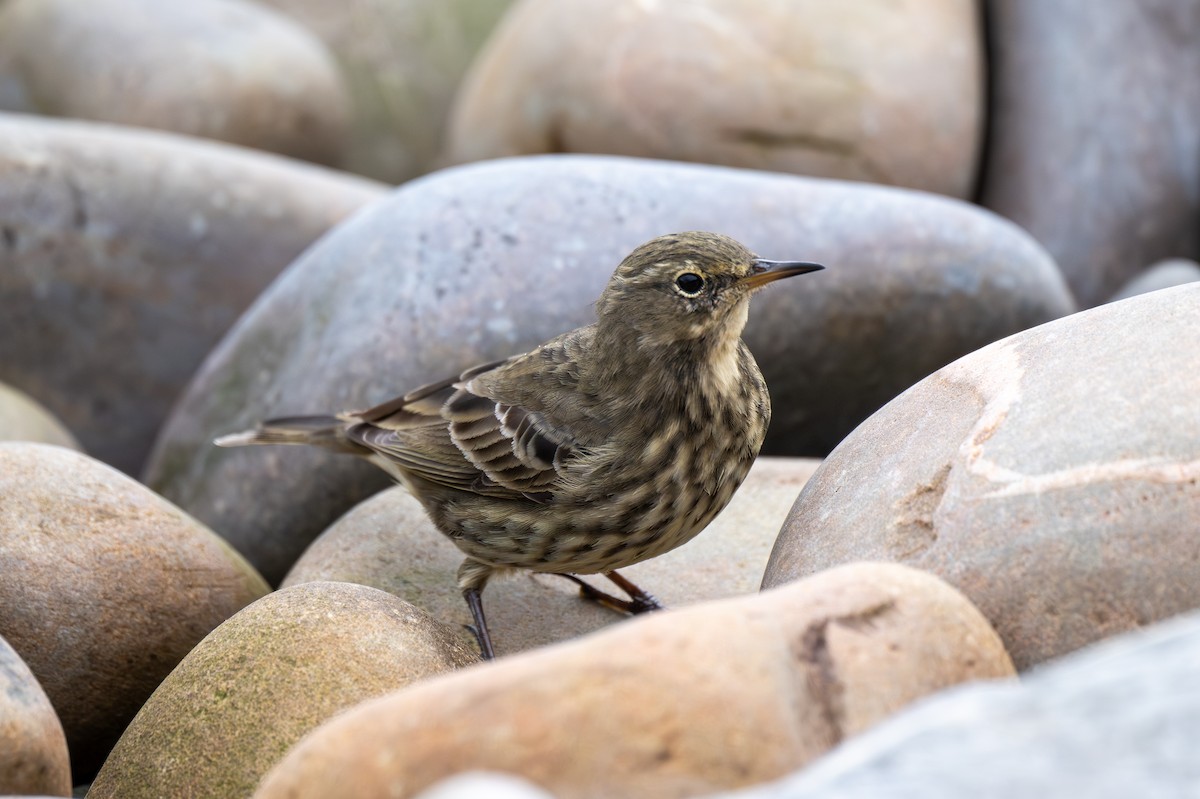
[216,231,822,658]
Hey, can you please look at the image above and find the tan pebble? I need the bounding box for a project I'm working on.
[89,582,477,799]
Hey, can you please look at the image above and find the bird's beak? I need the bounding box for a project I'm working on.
[741,259,825,289]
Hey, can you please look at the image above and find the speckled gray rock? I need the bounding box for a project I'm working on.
[0,0,350,165]
[0,633,70,797]
[0,382,78,450]
[89,582,476,799]
[1107,258,1200,303]
[0,443,269,779]
[980,1,1200,307]
[146,155,1072,583]
[764,283,1200,670]
[445,0,983,199]
[284,457,821,656]
[256,0,512,182]
[0,113,385,474]
[715,608,1200,799]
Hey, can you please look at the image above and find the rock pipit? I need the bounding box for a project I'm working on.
[217,231,823,658]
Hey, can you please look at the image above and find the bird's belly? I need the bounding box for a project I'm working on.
[442,451,752,574]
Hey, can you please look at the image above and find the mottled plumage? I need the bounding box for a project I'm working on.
[216,232,823,658]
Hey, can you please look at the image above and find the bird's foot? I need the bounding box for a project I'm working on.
[555,571,666,616]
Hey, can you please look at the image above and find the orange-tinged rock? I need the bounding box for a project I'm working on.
[0,443,269,779]
[255,562,1013,799]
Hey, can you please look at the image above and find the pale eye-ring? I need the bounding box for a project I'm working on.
[674,272,705,296]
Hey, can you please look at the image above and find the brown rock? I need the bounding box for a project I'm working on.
[0,443,269,779]
[0,0,351,165]
[145,154,1072,584]
[284,457,821,656]
[0,113,386,474]
[0,382,78,450]
[764,284,1200,670]
[0,634,70,797]
[445,0,983,198]
[254,563,1013,799]
[980,1,1200,306]
[256,0,512,182]
[89,582,476,799]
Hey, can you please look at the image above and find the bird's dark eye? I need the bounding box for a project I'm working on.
[674,272,705,296]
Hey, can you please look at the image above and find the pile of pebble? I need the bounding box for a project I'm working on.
[1,2,1197,797]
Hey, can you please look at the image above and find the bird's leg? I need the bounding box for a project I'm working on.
[458,559,496,660]
[462,587,495,660]
[555,571,665,616]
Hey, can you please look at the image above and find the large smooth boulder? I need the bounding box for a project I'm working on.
[0,113,385,474]
[717,608,1200,799]
[980,1,1200,306]
[256,0,512,182]
[0,443,269,778]
[764,284,1200,670]
[254,563,1013,799]
[145,155,1072,583]
[284,457,822,656]
[89,582,476,799]
[0,0,350,165]
[444,0,983,199]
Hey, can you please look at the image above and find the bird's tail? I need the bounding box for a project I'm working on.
[214,415,361,453]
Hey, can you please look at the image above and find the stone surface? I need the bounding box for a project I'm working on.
[0,633,71,797]
[716,608,1200,799]
[445,0,983,199]
[0,443,269,779]
[1107,258,1200,303]
[0,382,79,450]
[257,0,512,183]
[89,582,476,799]
[764,284,1200,671]
[253,563,1013,799]
[0,0,350,165]
[146,155,1072,583]
[284,457,821,656]
[0,113,385,474]
[980,1,1200,307]
[416,774,555,799]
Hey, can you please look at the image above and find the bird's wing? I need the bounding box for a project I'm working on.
[342,341,593,500]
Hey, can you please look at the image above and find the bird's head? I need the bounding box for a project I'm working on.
[596,231,823,346]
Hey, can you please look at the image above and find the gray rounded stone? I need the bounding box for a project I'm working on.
[0,0,351,165]
[980,2,1200,307]
[145,155,1072,583]
[0,633,70,797]
[1107,258,1200,303]
[764,283,1200,670]
[0,113,385,474]
[0,443,269,779]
